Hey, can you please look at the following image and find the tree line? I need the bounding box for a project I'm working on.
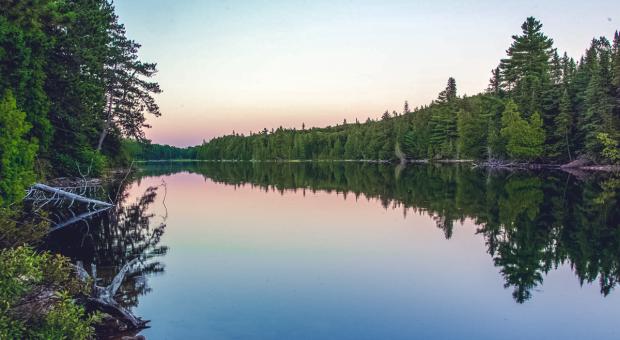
[150,18,619,165]
[0,0,161,205]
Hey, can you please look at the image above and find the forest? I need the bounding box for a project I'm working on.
[0,0,160,206]
[132,18,620,165]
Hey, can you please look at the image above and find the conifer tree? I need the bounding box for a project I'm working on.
[552,89,574,160]
[381,110,391,121]
[612,31,620,127]
[500,17,554,116]
[488,67,502,96]
[97,9,161,151]
[438,77,457,103]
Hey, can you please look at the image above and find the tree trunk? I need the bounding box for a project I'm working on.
[97,99,114,152]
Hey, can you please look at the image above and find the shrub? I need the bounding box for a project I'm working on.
[0,91,38,205]
[596,133,620,164]
[0,247,97,339]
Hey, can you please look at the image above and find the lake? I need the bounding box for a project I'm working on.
[43,162,620,339]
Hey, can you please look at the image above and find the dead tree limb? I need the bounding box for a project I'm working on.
[30,184,112,207]
[48,207,112,233]
[73,259,149,330]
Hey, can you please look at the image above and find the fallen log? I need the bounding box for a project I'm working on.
[31,183,113,207]
[73,259,149,330]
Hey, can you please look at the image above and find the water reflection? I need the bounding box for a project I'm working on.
[138,162,620,303]
[44,182,168,312]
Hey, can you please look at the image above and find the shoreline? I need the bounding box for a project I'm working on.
[128,159,620,172]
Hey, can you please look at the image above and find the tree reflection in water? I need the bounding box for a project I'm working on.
[44,182,168,311]
[137,161,619,303]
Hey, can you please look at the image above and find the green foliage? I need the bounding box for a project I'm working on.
[0,247,95,340]
[597,132,620,163]
[500,100,545,161]
[0,0,160,180]
[0,91,38,205]
[549,88,574,160]
[34,292,100,340]
[500,17,554,117]
[0,6,53,153]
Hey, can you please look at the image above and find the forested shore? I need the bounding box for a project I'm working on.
[0,0,160,205]
[130,17,620,168]
[1,1,160,338]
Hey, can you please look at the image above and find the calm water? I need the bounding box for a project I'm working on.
[44,162,620,339]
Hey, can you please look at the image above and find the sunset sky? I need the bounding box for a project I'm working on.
[115,0,619,147]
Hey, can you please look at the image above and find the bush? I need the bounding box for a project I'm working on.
[0,247,97,339]
[34,292,101,340]
[0,91,38,205]
[597,133,620,164]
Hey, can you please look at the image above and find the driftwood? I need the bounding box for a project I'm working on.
[30,184,112,207]
[73,259,149,330]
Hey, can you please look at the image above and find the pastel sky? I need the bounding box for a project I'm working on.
[115,0,619,147]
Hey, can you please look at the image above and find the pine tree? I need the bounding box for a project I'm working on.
[97,7,162,151]
[582,61,614,158]
[45,0,115,174]
[500,17,554,116]
[438,77,457,103]
[612,31,620,130]
[381,110,391,121]
[403,100,410,114]
[551,89,574,161]
[488,67,502,95]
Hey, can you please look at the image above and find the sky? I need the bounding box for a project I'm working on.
[115,0,620,147]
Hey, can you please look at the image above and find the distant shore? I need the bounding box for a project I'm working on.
[130,159,620,172]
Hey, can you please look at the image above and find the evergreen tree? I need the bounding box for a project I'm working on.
[573,37,615,160]
[500,17,554,116]
[97,9,161,151]
[381,110,391,121]
[438,77,457,103]
[45,0,115,174]
[612,31,620,130]
[551,88,574,161]
[0,1,54,153]
[488,67,502,95]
